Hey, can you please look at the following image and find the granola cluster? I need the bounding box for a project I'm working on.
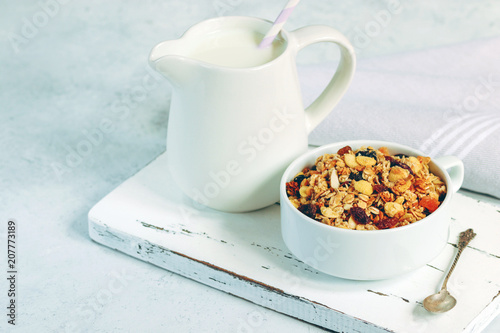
[286,146,447,230]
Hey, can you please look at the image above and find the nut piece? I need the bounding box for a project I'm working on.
[330,169,340,189]
[299,186,312,198]
[289,198,300,208]
[321,206,340,218]
[407,156,423,174]
[347,216,357,229]
[384,202,404,217]
[395,196,405,205]
[393,179,412,194]
[388,166,410,183]
[354,180,373,196]
[344,153,359,168]
[356,155,376,167]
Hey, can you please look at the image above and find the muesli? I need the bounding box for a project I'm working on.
[285,146,447,230]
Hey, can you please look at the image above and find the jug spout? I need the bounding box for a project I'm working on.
[149,40,197,87]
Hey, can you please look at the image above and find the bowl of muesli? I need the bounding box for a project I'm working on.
[280,140,464,280]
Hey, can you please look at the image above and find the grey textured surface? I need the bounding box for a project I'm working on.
[1,1,500,332]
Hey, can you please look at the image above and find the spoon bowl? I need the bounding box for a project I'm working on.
[423,289,457,313]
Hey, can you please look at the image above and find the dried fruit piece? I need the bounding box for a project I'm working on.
[356,149,377,159]
[337,145,352,155]
[298,204,318,219]
[286,181,299,197]
[373,184,389,193]
[354,180,373,195]
[387,157,414,175]
[293,174,306,186]
[379,147,389,155]
[419,196,440,212]
[376,217,398,229]
[349,171,364,181]
[350,206,370,224]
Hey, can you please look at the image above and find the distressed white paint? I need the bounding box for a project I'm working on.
[89,153,500,333]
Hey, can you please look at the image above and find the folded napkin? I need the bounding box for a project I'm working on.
[299,37,500,198]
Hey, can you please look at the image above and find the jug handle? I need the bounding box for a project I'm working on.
[290,26,356,134]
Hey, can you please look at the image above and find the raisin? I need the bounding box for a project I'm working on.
[439,192,447,202]
[337,145,352,155]
[397,162,413,175]
[298,204,318,219]
[350,207,370,224]
[373,184,389,193]
[356,149,377,159]
[387,157,413,175]
[376,217,398,229]
[349,172,364,181]
[293,175,306,186]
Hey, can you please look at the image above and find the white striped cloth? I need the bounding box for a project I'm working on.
[301,37,500,198]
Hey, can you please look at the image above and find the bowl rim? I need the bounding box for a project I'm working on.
[280,139,453,234]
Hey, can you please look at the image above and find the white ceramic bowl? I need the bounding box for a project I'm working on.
[280,140,464,280]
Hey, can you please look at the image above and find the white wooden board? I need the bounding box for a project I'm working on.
[88,153,500,333]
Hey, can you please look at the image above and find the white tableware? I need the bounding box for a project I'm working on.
[280,140,464,280]
[149,16,355,212]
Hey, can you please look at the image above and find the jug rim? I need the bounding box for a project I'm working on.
[153,16,292,71]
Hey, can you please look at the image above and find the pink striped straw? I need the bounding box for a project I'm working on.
[258,0,301,48]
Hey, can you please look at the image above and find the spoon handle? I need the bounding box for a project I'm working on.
[442,228,476,290]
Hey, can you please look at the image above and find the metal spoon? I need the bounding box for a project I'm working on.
[423,228,476,313]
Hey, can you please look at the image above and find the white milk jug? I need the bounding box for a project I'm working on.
[149,16,355,212]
